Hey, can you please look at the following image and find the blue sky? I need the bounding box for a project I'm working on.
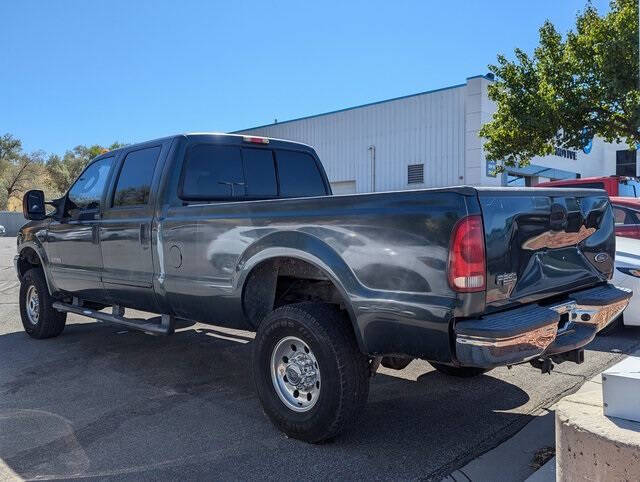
[1,0,611,155]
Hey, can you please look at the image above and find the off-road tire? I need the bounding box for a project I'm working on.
[380,356,413,370]
[19,268,66,339]
[253,302,369,443]
[429,361,490,378]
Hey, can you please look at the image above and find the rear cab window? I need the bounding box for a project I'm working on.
[181,145,246,199]
[275,150,327,198]
[179,142,327,201]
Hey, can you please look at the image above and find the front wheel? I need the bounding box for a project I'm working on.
[429,361,490,378]
[252,302,369,443]
[19,268,66,339]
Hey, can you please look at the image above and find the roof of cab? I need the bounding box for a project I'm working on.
[183,132,315,150]
[93,132,316,162]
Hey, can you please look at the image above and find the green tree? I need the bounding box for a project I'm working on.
[0,150,45,210]
[47,142,125,193]
[480,0,639,168]
[0,134,22,176]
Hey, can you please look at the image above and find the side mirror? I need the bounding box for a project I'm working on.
[23,190,46,220]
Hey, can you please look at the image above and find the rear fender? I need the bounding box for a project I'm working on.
[234,231,366,351]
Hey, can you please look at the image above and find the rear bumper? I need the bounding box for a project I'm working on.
[454,284,632,368]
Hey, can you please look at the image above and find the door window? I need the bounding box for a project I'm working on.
[67,156,115,214]
[113,146,161,207]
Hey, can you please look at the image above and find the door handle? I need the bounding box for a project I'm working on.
[139,224,146,244]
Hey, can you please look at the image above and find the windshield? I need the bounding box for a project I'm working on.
[618,180,640,198]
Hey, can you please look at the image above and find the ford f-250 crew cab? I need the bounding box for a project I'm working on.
[16,133,631,442]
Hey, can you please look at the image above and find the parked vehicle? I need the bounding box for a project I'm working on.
[610,197,640,240]
[605,236,640,332]
[536,175,640,198]
[535,178,640,239]
[15,133,631,442]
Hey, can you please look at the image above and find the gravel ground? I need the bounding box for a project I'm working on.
[0,237,638,480]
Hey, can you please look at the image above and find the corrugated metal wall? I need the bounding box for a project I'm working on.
[239,85,466,193]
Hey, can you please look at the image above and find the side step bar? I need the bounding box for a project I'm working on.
[52,301,175,335]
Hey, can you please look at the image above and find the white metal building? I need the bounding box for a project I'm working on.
[237,75,637,194]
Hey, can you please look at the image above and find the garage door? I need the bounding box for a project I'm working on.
[330,180,356,194]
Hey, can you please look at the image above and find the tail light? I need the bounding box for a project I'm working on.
[448,215,486,292]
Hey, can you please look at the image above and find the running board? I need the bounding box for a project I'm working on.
[52,302,175,335]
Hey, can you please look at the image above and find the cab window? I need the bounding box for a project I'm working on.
[179,144,325,201]
[275,150,327,198]
[67,156,115,214]
[181,145,245,199]
[112,146,161,207]
[180,144,279,200]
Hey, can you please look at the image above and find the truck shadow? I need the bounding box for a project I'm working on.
[584,325,640,354]
[0,321,532,480]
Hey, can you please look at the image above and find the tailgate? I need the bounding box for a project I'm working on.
[477,188,615,312]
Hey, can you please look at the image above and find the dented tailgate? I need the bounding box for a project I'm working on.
[477,187,615,313]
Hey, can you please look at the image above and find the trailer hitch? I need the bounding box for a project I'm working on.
[530,357,554,374]
[530,348,584,374]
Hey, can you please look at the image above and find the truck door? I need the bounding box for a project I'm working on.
[46,155,116,300]
[99,144,163,312]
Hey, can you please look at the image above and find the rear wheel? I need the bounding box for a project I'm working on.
[253,302,369,443]
[19,268,66,339]
[429,361,490,378]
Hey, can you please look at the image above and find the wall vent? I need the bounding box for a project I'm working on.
[407,163,424,184]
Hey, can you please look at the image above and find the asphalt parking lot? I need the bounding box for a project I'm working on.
[1,237,639,480]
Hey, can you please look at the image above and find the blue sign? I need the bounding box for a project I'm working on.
[582,138,592,154]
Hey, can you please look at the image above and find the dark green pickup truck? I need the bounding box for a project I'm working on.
[15,133,631,442]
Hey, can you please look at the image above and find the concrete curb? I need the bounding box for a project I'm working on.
[555,372,640,481]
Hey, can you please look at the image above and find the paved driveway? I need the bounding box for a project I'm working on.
[1,237,638,480]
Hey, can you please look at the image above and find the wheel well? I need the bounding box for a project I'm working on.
[17,247,42,278]
[243,257,351,330]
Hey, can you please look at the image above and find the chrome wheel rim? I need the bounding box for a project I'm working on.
[25,285,40,325]
[270,336,321,412]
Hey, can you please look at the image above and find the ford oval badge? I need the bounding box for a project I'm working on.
[594,253,609,263]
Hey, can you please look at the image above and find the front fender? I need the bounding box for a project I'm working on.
[17,240,57,296]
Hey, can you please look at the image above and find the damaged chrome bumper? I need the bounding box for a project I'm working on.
[453,284,632,368]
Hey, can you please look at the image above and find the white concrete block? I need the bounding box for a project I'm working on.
[603,356,640,423]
